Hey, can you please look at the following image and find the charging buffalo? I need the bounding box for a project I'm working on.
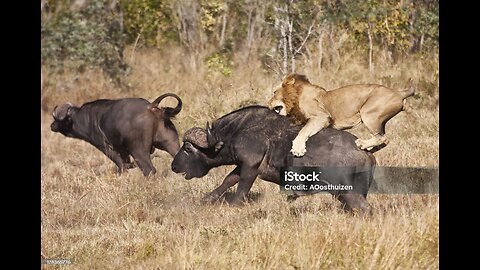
[51,93,182,176]
[171,105,376,214]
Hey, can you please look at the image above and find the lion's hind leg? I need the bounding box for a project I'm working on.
[356,94,404,150]
[355,134,388,151]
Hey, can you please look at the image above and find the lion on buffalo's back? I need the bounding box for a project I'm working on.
[267,74,415,156]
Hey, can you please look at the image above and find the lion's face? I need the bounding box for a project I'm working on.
[267,74,310,125]
[267,85,289,116]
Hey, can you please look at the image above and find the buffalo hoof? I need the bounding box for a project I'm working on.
[287,195,299,202]
[229,199,247,207]
[125,162,136,169]
[201,193,222,204]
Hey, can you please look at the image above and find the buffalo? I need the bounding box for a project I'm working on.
[171,105,376,214]
[51,93,182,176]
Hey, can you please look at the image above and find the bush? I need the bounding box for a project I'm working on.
[41,0,127,86]
[121,0,177,47]
[206,52,232,76]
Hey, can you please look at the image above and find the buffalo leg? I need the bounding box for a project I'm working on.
[337,193,371,217]
[203,166,241,203]
[101,147,131,174]
[130,148,157,177]
[120,151,136,170]
[287,194,299,202]
[231,165,259,205]
[123,158,136,170]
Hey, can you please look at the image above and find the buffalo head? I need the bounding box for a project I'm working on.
[171,123,223,179]
[51,103,77,137]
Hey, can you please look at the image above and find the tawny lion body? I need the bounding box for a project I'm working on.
[267,74,415,156]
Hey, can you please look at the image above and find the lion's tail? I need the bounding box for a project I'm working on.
[399,78,416,99]
[399,78,415,111]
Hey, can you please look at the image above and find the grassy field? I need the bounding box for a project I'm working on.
[41,47,438,269]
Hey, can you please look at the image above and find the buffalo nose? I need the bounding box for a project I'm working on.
[50,122,58,132]
[171,164,178,173]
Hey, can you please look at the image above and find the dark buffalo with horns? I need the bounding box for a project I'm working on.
[171,105,376,214]
[51,93,182,176]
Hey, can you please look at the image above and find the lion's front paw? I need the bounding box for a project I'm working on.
[291,139,307,157]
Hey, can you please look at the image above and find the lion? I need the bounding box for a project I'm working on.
[267,73,415,156]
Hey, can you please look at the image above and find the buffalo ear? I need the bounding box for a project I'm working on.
[66,103,74,116]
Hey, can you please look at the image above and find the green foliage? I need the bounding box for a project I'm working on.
[288,1,323,47]
[200,0,224,34]
[206,52,232,76]
[120,0,177,47]
[412,1,439,51]
[41,0,127,85]
[322,0,438,54]
[41,0,438,80]
[225,1,251,46]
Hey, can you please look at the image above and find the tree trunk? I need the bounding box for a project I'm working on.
[246,10,253,49]
[174,0,204,54]
[219,13,227,47]
[317,29,324,72]
[367,23,374,74]
[288,19,295,73]
[280,22,288,75]
[328,23,338,67]
[409,4,417,52]
[420,33,424,51]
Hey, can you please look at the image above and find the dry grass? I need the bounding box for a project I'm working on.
[41,47,438,269]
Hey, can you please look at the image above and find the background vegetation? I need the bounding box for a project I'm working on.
[41,0,438,84]
[41,0,438,268]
